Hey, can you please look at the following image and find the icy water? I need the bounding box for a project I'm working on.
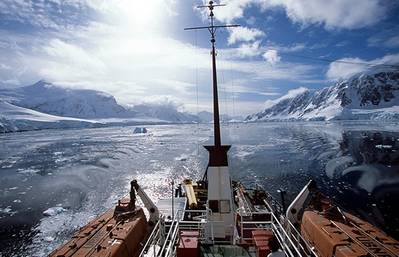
[0,122,398,256]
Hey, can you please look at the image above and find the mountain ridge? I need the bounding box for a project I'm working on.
[0,80,242,132]
[0,80,136,119]
[246,66,399,121]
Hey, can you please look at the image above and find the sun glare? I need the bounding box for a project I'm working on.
[113,0,166,31]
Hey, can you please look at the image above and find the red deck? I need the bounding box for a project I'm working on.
[177,231,200,257]
[252,229,273,257]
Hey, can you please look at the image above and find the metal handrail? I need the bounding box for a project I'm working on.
[286,219,318,257]
[271,212,306,257]
[139,219,162,257]
[140,206,317,257]
[159,211,181,256]
[237,210,317,257]
[159,209,212,257]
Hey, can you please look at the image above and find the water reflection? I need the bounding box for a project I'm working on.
[327,130,399,239]
[226,122,399,240]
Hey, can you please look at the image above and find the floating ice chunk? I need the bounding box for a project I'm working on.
[43,206,67,216]
[17,168,40,174]
[175,154,188,161]
[13,199,22,203]
[133,127,147,134]
[375,144,393,149]
[0,206,12,214]
[44,236,54,242]
[55,157,68,163]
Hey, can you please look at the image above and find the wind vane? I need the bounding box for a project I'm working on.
[185,1,239,154]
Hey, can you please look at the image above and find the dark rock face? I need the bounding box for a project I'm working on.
[355,73,397,106]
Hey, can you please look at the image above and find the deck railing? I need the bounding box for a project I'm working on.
[237,208,317,257]
[140,208,317,257]
[139,209,212,257]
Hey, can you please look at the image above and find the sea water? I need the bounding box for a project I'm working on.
[0,121,398,256]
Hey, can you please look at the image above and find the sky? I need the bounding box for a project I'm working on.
[0,0,399,116]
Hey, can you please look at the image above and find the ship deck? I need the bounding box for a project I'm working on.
[200,245,253,257]
[140,194,316,257]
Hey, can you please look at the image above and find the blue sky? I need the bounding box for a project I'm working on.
[0,0,399,115]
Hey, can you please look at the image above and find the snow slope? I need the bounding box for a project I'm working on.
[130,103,199,123]
[0,100,102,133]
[0,81,213,132]
[0,80,137,119]
[246,67,399,121]
[0,100,175,133]
[0,80,208,125]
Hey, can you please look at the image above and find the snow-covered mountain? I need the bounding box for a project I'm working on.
[196,111,243,123]
[129,103,199,123]
[0,80,137,119]
[0,100,102,133]
[246,67,399,121]
[0,80,207,124]
[0,80,215,132]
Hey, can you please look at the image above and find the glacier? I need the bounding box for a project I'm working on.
[0,80,136,119]
[0,80,243,132]
[0,100,103,133]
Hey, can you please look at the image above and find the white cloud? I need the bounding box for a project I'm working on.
[220,79,279,96]
[263,87,308,108]
[236,41,262,57]
[384,36,399,48]
[270,0,386,29]
[227,26,265,45]
[0,0,92,30]
[369,35,399,48]
[207,0,254,23]
[263,50,281,65]
[43,39,106,73]
[211,0,388,30]
[326,54,399,80]
[280,43,306,52]
[326,58,367,81]
[265,43,306,53]
[0,63,11,70]
[0,0,326,115]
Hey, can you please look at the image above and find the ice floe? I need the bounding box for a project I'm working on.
[43,206,67,217]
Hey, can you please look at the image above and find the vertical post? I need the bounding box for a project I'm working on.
[209,4,222,148]
[278,189,286,214]
[171,180,175,220]
[211,37,221,147]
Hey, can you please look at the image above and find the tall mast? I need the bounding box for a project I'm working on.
[185,2,240,241]
[185,1,239,149]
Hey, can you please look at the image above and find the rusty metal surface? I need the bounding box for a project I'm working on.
[48,204,149,257]
[301,211,399,257]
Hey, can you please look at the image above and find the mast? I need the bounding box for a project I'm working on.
[185,1,240,241]
[185,1,239,165]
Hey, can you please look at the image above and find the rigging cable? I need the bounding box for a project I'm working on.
[220,49,227,123]
[230,61,236,122]
[218,43,231,141]
[195,30,200,158]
